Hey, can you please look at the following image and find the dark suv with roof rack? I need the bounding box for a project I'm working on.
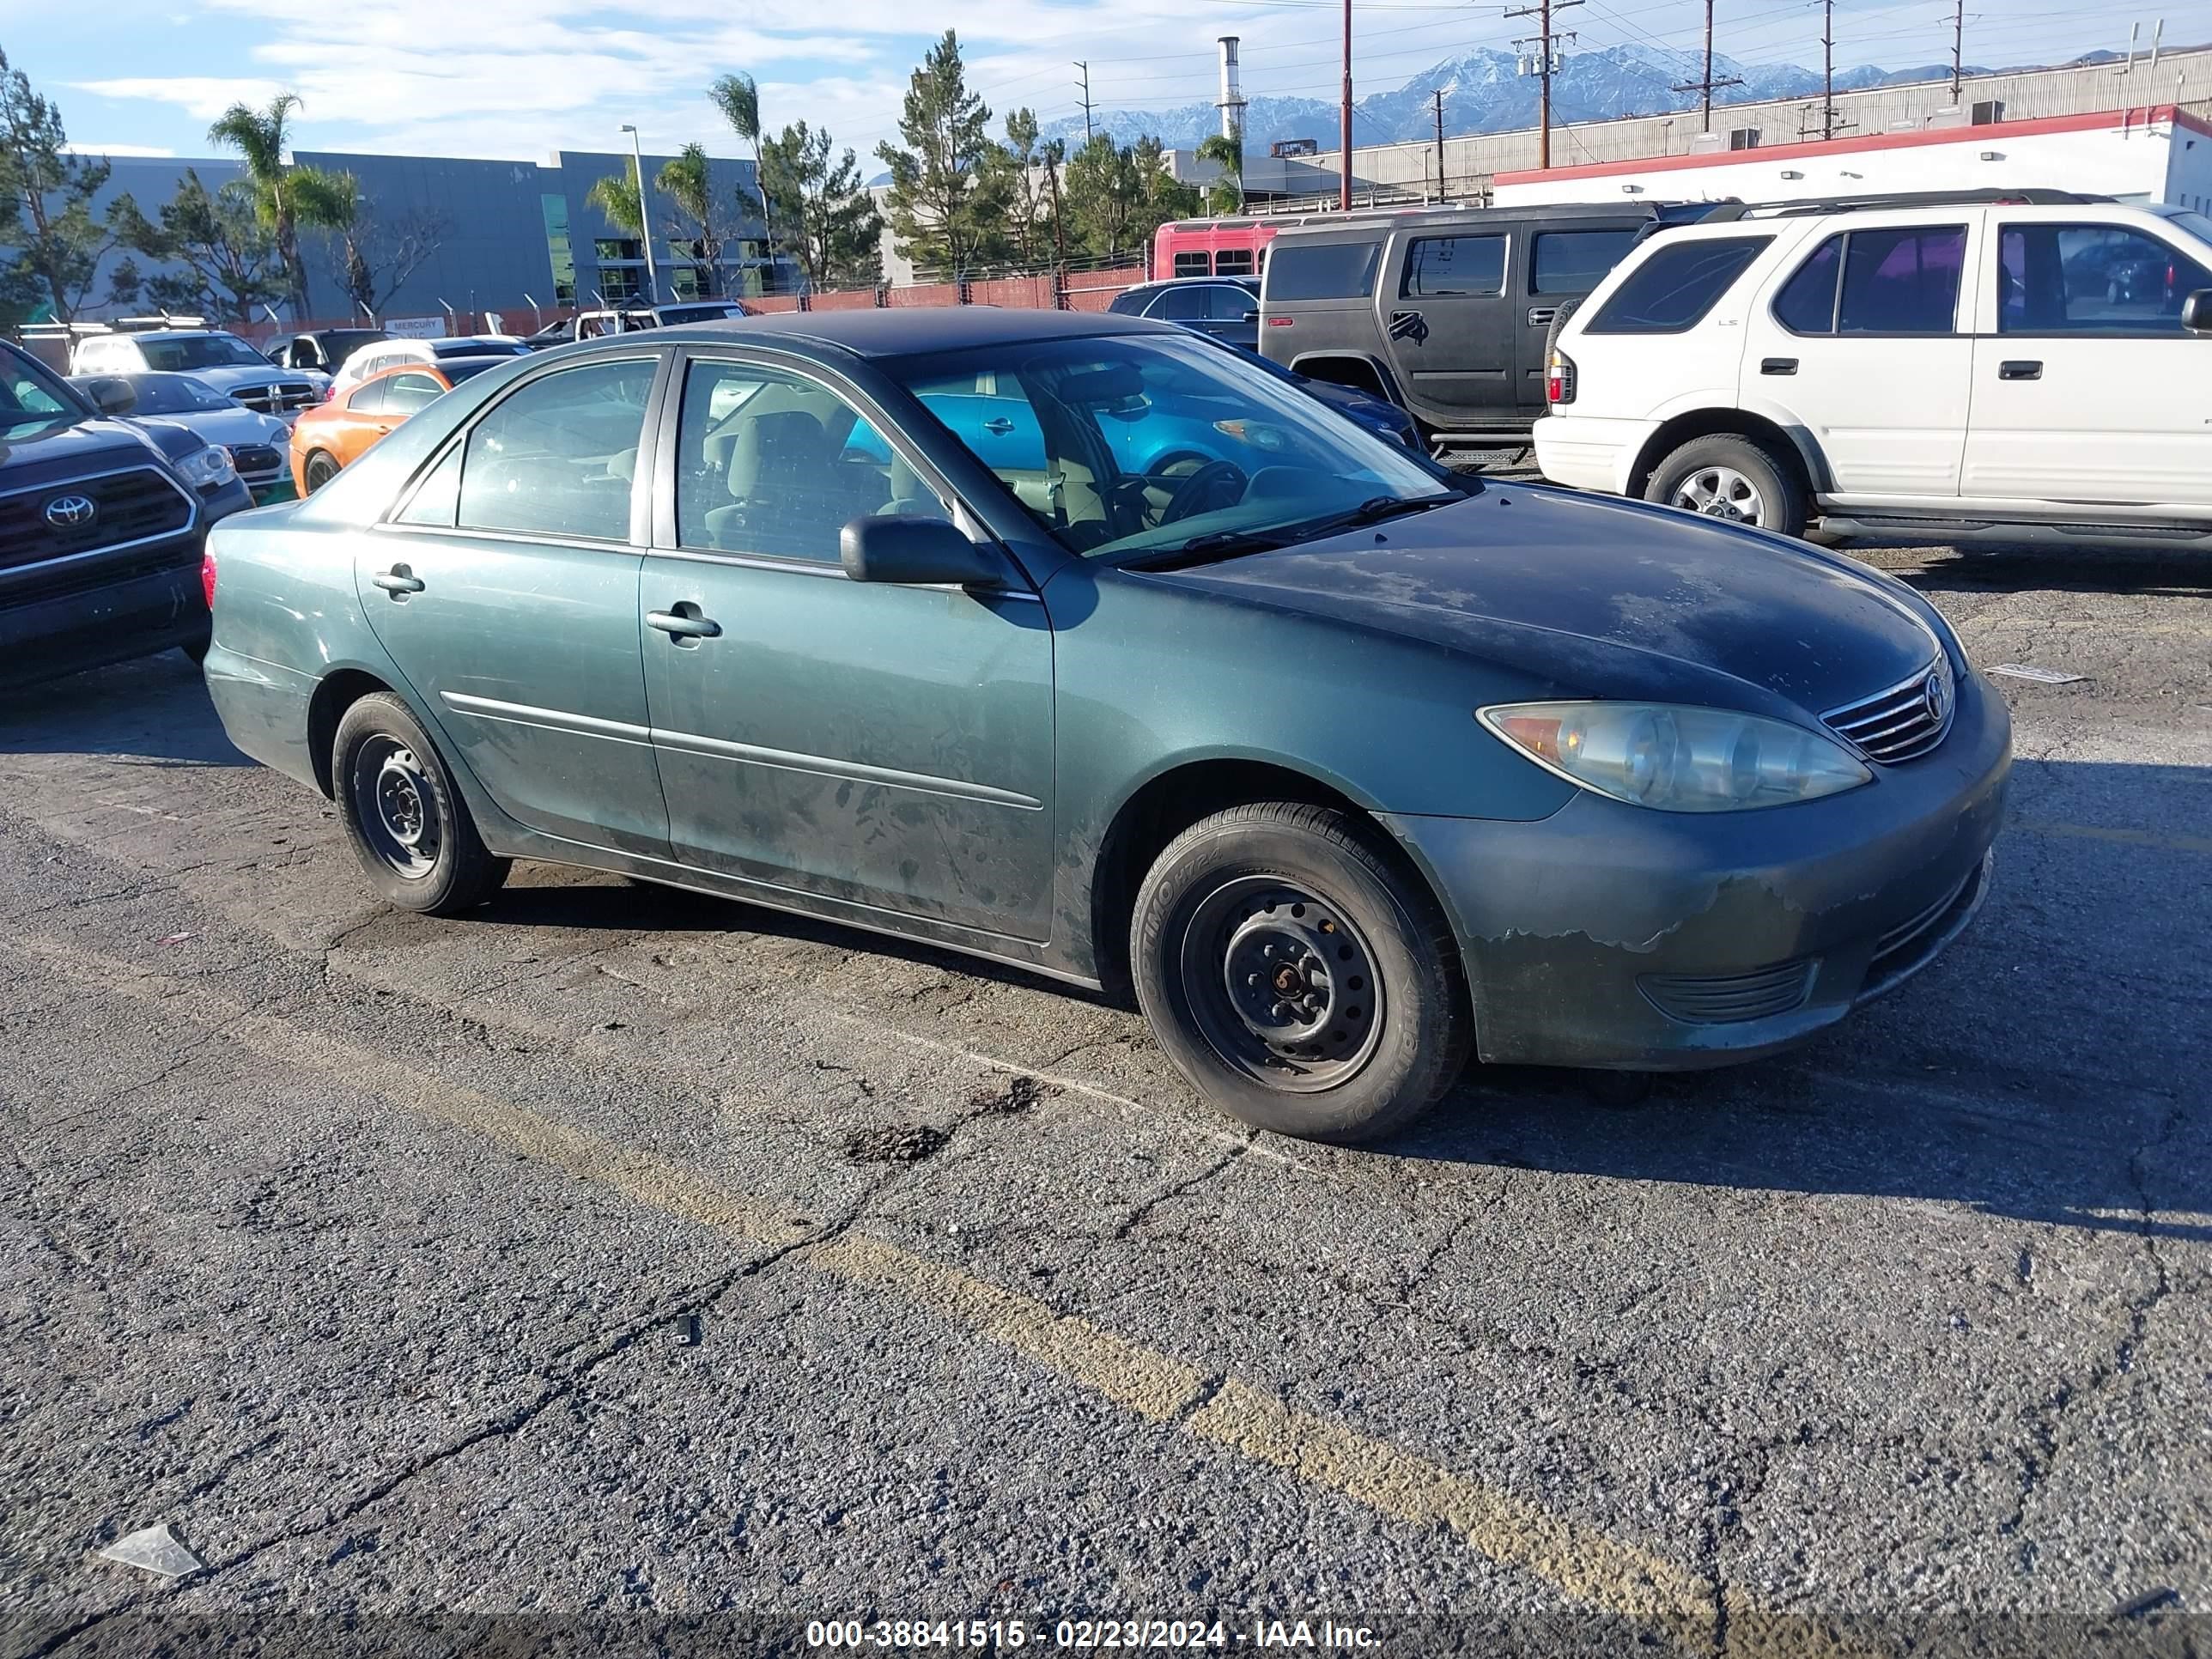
[1257,201,1721,447]
[1,338,254,689]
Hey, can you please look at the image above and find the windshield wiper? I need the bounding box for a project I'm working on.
[1319,490,1468,529]
[1123,528,1291,572]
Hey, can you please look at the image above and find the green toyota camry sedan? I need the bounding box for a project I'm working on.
[202,308,2008,1143]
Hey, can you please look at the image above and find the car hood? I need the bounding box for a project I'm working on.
[1142,485,1944,719]
[142,408,289,448]
[0,414,172,480]
[190,364,299,392]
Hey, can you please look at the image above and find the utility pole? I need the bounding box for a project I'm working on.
[1949,0,1964,100]
[1074,63,1094,145]
[1431,89,1447,201]
[1339,0,1352,210]
[1822,0,1835,137]
[1670,0,1743,132]
[1506,0,1582,169]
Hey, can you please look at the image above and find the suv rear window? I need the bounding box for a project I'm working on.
[1585,236,1772,333]
[1401,234,1504,298]
[1774,226,1967,335]
[1531,228,1639,295]
[1267,240,1382,301]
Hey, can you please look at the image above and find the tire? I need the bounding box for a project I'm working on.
[332,692,509,915]
[1643,434,1808,538]
[303,451,340,494]
[1540,296,1583,368]
[1130,802,1470,1144]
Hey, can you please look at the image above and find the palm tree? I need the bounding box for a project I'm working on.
[206,93,354,319]
[1194,132,1243,216]
[708,72,778,291]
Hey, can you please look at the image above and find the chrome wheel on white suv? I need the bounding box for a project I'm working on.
[1644,434,1807,538]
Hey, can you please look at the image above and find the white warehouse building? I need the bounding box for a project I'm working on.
[1490,106,2212,210]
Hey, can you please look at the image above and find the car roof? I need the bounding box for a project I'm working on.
[1124,275,1259,290]
[1273,200,1663,243]
[653,307,1166,356]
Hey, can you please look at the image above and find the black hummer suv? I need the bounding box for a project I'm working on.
[2,337,255,689]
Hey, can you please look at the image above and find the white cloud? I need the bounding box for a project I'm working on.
[63,141,179,156]
[72,76,287,120]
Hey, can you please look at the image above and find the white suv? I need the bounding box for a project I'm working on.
[1534,190,2212,549]
[70,325,322,422]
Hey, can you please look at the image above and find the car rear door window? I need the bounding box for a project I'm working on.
[382,371,447,416]
[1771,226,1966,335]
[349,378,390,415]
[1585,236,1773,332]
[1401,235,1505,298]
[1530,228,1640,295]
[1999,223,2212,333]
[455,357,654,542]
[1150,285,1209,320]
[1267,240,1382,301]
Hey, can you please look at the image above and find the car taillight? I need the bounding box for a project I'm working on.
[200,550,217,611]
[1547,347,1577,406]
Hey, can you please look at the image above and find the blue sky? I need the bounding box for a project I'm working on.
[1,0,2191,167]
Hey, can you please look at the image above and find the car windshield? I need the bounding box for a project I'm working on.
[135,333,266,370]
[889,332,1455,562]
[3,348,81,438]
[112,373,234,414]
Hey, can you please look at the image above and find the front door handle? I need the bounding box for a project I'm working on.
[647,604,721,642]
[981,417,1015,435]
[1527,306,1558,327]
[1760,356,1798,375]
[371,565,425,596]
[1998,359,2044,380]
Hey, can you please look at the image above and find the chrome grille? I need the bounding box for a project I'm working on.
[1639,960,1815,1024]
[231,381,319,416]
[1822,657,1954,763]
[0,466,196,574]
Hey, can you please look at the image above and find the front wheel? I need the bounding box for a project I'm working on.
[1643,434,1807,538]
[332,692,509,915]
[1130,803,1471,1144]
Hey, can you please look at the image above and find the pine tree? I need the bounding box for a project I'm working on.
[0,46,123,324]
[874,31,1002,278]
[761,122,882,290]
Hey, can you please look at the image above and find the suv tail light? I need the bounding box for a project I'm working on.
[1547,346,1577,406]
[200,550,217,611]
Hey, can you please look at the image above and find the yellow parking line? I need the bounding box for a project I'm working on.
[5,929,1881,1657]
[2014,822,2212,857]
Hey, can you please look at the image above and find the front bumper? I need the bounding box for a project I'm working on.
[1532,413,1658,496]
[1382,667,2013,1069]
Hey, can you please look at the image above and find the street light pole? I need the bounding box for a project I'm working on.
[620,124,659,307]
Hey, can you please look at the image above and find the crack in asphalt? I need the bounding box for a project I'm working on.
[1112,1141,1250,1240]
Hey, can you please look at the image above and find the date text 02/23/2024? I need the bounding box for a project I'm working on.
[805,1619,1382,1650]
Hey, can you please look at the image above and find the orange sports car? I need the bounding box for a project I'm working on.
[288,355,511,494]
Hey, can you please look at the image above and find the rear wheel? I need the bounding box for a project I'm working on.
[333,692,509,915]
[1644,434,1807,538]
[303,450,340,494]
[1130,803,1470,1144]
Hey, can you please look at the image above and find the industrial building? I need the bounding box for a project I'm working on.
[49,147,775,329]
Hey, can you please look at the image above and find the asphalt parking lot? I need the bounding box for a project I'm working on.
[2,534,2208,1658]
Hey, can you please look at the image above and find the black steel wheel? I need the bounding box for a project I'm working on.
[332,691,509,915]
[1131,802,1470,1143]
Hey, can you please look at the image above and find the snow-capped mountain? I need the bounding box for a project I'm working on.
[1036,42,1996,153]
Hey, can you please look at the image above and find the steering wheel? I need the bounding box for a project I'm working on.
[1158,460,1249,526]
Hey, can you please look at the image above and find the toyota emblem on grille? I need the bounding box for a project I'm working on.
[1923,668,1953,726]
[44,493,98,529]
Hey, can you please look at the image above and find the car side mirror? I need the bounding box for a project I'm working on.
[2183,289,2212,334]
[841,514,1008,588]
[83,376,137,416]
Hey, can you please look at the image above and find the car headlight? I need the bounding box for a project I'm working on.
[1479,702,1871,811]
[175,444,237,489]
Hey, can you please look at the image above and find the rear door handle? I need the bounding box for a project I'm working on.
[1527,306,1558,327]
[1760,357,1798,375]
[1998,360,2043,380]
[647,605,721,641]
[1387,309,1430,343]
[371,566,425,596]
